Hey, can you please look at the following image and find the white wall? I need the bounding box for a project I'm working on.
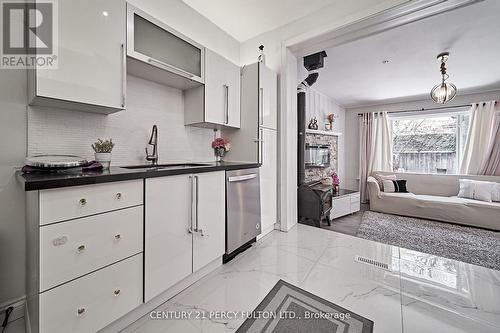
[28,75,215,165]
[344,90,500,191]
[0,0,239,308]
[0,69,27,308]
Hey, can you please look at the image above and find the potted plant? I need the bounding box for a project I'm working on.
[92,138,115,170]
[211,137,231,162]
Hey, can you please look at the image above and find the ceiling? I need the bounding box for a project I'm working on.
[181,0,334,42]
[308,0,500,108]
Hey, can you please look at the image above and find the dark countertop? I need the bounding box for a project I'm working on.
[332,189,358,197]
[17,161,260,191]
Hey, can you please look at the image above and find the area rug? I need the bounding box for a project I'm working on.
[236,280,373,333]
[357,211,500,270]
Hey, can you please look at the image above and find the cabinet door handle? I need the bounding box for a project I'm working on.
[189,175,194,232]
[223,84,229,124]
[259,87,264,125]
[194,175,199,232]
[77,245,86,253]
[76,307,86,317]
[259,128,263,164]
[79,198,87,206]
[147,58,194,78]
[121,43,126,108]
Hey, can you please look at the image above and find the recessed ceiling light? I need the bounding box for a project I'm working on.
[382,60,390,64]
[102,11,109,17]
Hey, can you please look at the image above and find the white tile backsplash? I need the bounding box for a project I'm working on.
[28,75,216,166]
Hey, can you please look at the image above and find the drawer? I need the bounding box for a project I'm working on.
[39,254,143,333]
[331,196,351,219]
[40,206,143,291]
[350,192,361,203]
[39,180,143,225]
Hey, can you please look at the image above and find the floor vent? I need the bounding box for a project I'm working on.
[354,255,390,271]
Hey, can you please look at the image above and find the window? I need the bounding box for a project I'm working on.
[390,111,470,174]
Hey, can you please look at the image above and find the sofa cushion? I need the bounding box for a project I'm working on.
[492,183,500,202]
[374,173,396,191]
[382,179,409,193]
[458,179,495,202]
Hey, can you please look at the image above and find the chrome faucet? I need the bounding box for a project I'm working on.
[145,125,158,165]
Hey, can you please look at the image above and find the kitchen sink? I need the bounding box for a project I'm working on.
[121,163,213,170]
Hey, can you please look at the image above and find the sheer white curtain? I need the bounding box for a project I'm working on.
[460,101,498,175]
[479,112,500,175]
[359,112,393,202]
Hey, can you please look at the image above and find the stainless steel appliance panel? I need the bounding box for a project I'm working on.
[226,168,261,254]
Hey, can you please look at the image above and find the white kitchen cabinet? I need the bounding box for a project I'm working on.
[185,49,240,128]
[224,62,277,162]
[260,128,277,236]
[39,254,142,333]
[28,0,126,114]
[39,206,143,292]
[259,65,278,130]
[25,180,144,333]
[145,175,192,302]
[330,191,361,220]
[192,172,225,272]
[145,171,225,302]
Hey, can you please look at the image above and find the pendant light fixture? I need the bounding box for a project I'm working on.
[431,52,457,104]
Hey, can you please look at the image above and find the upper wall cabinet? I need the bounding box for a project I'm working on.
[28,0,126,114]
[126,4,205,90]
[184,49,241,129]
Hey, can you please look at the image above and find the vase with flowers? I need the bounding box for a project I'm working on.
[326,113,337,131]
[331,172,340,192]
[212,137,231,161]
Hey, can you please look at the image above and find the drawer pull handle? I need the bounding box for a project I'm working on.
[115,192,122,200]
[114,234,121,240]
[77,245,86,253]
[113,289,121,296]
[77,307,86,317]
[79,198,87,206]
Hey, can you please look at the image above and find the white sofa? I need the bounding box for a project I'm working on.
[367,172,500,231]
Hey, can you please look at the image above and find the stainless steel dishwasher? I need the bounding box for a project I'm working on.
[224,168,261,262]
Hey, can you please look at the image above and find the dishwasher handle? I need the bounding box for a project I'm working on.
[228,174,258,182]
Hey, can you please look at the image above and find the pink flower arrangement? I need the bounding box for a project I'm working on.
[331,172,340,186]
[211,137,231,151]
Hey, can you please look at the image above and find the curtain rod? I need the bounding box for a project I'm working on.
[356,101,498,116]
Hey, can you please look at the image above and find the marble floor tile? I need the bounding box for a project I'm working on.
[398,247,500,333]
[122,224,500,333]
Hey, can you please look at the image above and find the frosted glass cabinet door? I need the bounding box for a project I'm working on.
[127,5,204,83]
[35,0,126,110]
